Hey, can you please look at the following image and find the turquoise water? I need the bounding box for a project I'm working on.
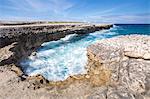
[21,24,150,81]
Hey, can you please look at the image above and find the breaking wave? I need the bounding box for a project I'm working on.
[21,24,149,81]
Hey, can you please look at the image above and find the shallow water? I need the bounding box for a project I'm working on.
[21,24,150,81]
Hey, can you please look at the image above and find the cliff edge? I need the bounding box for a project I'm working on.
[87,35,150,98]
[0,34,150,98]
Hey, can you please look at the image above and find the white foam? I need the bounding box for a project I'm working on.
[60,33,78,41]
[21,30,114,81]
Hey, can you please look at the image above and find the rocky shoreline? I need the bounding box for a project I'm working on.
[0,23,112,66]
[0,23,112,47]
[0,23,150,99]
[87,35,150,98]
[0,24,113,80]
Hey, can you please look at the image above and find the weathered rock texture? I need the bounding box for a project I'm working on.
[0,23,112,66]
[0,23,112,48]
[87,35,150,99]
[0,21,46,26]
[1,24,149,98]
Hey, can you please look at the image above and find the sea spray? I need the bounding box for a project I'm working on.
[21,24,150,81]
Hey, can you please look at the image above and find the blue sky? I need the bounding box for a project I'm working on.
[0,0,150,23]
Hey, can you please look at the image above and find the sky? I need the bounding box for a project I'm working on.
[0,0,150,23]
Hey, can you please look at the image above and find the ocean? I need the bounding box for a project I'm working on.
[21,24,150,81]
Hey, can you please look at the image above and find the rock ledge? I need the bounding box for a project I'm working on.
[87,35,150,98]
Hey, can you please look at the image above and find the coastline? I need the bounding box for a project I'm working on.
[0,23,113,66]
[0,34,150,99]
[0,23,150,98]
[0,23,113,84]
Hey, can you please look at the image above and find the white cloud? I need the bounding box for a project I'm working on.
[48,0,74,13]
[4,0,74,14]
[86,14,150,23]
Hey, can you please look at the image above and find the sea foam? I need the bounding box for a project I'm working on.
[21,26,122,81]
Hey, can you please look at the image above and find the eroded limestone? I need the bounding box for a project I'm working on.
[0,34,150,99]
[87,35,150,98]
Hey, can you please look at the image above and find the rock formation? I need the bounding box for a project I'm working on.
[0,23,149,99]
[87,35,150,98]
[0,23,113,66]
[0,23,112,48]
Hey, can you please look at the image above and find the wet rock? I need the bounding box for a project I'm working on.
[1,30,149,98]
[0,24,113,69]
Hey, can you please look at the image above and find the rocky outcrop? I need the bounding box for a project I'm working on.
[0,24,113,66]
[0,24,112,48]
[87,35,150,99]
[0,35,150,99]
[0,21,46,26]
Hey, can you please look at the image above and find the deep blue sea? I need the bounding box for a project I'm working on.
[21,24,150,81]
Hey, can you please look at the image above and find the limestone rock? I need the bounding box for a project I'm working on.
[11,64,23,76]
[26,74,49,90]
[0,34,149,99]
[0,43,15,63]
[87,35,150,99]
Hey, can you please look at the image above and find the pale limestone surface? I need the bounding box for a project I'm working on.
[0,35,149,99]
[0,43,15,62]
[87,35,150,99]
